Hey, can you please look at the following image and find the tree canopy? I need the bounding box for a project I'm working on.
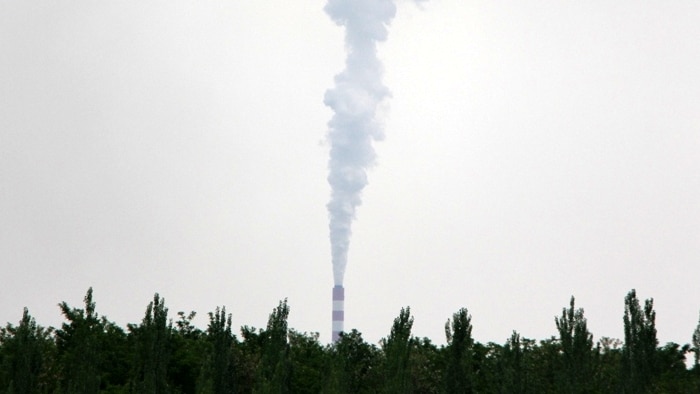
[1,288,699,393]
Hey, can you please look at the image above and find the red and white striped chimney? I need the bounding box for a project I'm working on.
[332,285,344,342]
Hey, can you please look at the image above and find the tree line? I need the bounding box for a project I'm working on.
[2,288,700,393]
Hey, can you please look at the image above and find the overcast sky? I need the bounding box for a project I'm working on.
[2,1,699,346]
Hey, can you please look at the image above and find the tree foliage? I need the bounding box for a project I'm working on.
[622,289,658,393]
[444,307,473,394]
[554,296,593,393]
[381,307,414,394]
[255,299,291,393]
[128,293,172,394]
[0,308,55,394]
[692,311,700,369]
[1,288,699,393]
[327,329,381,394]
[197,307,235,394]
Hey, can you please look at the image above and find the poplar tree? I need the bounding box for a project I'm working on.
[326,329,381,394]
[555,296,593,393]
[621,289,657,393]
[55,288,104,394]
[129,293,172,394]
[693,311,700,369]
[500,331,525,393]
[170,311,205,394]
[287,330,326,393]
[255,299,291,393]
[381,307,414,394]
[444,307,474,394]
[197,307,235,394]
[0,308,55,394]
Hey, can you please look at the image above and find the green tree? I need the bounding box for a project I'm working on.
[55,288,125,393]
[325,329,382,394]
[381,307,414,394]
[687,313,700,393]
[255,299,291,393]
[692,311,700,369]
[170,311,206,394]
[523,337,559,393]
[287,330,326,393]
[237,325,264,393]
[465,341,496,393]
[444,307,473,394]
[197,307,236,394]
[649,342,692,393]
[554,296,593,393]
[622,289,658,393]
[499,331,526,393]
[409,338,441,394]
[0,308,56,394]
[129,293,172,394]
[593,337,622,393]
[99,322,130,393]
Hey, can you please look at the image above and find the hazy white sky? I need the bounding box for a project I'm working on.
[2,1,699,346]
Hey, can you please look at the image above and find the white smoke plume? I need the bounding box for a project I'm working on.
[324,0,398,286]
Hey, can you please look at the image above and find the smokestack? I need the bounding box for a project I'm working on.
[332,285,344,342]
[325,0,416,343]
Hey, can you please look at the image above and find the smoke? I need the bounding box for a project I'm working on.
[324,0,398,286]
